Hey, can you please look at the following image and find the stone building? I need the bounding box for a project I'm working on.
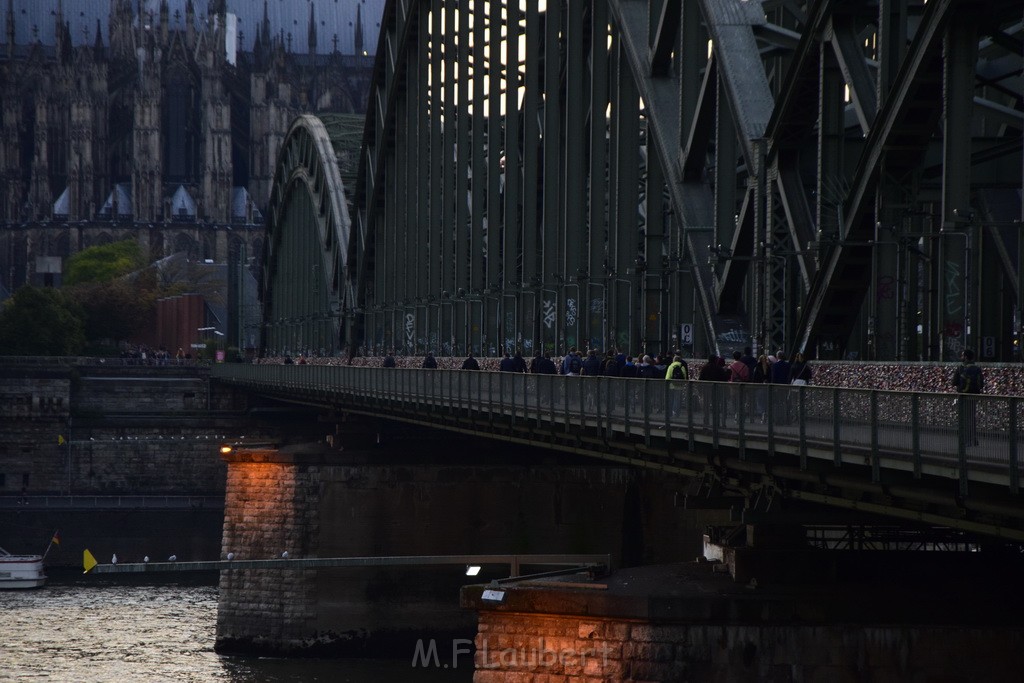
[0,0,381,292]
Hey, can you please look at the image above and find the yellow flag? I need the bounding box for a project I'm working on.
[83,549,98,574]
[58,435,65,445]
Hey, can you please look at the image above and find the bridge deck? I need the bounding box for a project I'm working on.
[213,365,1024,539]
[216,366,1020,487]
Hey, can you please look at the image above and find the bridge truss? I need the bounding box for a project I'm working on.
[262,115,360,355]
[264,0,1023,362]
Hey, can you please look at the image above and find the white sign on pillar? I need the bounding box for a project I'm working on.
[680,323,694,346]
[982,336,995,359]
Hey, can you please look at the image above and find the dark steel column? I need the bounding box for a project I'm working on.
[518,2,541,356]
[611,38,640,355]
[539,0,564,354]
[502,0,523,358]
[455,2,472,353]
[428,0,450,353]
[486,0,504,356]
[587,1,610,352]
[644,140,667,352]
[561,0,587,356]
[940,15,978,359]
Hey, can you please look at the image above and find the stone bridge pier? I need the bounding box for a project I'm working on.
[213,422,728,657]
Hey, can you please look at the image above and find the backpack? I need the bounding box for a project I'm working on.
[568,355,583,374]
[730,361,750,382]
[959,365,982,394]
[670,363,687,380]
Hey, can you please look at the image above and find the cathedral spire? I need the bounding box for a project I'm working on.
[261,0,271,50]
[354,3,364,56]
[94,18,104,58]
[159,0,168,45]
[308,2,317,55]
[55,0,70,62]
[6,0,15,59]
[136,0,143,46]
[185,0,195,48]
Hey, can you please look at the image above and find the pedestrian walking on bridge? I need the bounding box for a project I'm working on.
[953,349,984,447]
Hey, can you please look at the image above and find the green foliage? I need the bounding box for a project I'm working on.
[65,278,158,345]
[63,239,144,286]
[0,286,86,355]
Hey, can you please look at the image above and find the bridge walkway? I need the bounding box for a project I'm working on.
[215,365,1022,501]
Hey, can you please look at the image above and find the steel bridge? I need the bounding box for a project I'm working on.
[260,0,1023,362]
[213,363,1024,542]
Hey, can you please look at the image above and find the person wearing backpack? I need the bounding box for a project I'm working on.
[602,350,621,377]
[729,351,750,382]
[562,347,583,376]
[740,346,757,376]
[582,349,603,376]
[752,354,772,422]
[953,349,984,446]
[728,350,751,423]
[665,355,688,418]
[789,352,812,385]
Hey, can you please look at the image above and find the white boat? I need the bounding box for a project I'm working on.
[0,546,46,589]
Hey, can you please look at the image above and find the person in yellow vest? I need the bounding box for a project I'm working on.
[665,355,688,418]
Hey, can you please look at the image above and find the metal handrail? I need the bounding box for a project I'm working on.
[211,364,1023,496]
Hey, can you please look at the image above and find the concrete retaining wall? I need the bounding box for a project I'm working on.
[470,612,1024,681]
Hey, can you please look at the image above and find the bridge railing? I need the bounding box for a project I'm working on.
[213,364,1022,495]
[0,495,223,509]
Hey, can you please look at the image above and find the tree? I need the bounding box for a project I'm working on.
[66,277,158,345]
[63,239,145,286]
[0,286,86,355]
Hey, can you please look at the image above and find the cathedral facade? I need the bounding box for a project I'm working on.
[0,0,380,294]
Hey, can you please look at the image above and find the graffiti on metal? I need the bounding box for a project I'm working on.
[717,327,748,344]
[944,260,962,316]
[405,314,416,350]
[542,299,556,329]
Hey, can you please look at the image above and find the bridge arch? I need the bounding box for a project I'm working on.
[342,0,1022,362]
[262,115,355,357]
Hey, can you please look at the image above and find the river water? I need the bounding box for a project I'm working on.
[2,578,473,682]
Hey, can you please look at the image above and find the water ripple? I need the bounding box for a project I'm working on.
[1,583,470,682]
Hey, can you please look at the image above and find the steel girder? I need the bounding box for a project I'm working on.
[357,0,684,357]
[354,0,760,358]
[348,0,1022,361]
[789,0,1024,360]
[261,115,354,356]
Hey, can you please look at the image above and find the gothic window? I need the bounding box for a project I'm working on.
[108,94,133,183]
[228,236,245,265]
[174,233,199,261]
[252,237,265,275]
[55,231,70,259]
[151,231,165,259]
[231,90,250,187]
[163,65,201,184]
[48,119,68,195]
[19,99,35,192]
